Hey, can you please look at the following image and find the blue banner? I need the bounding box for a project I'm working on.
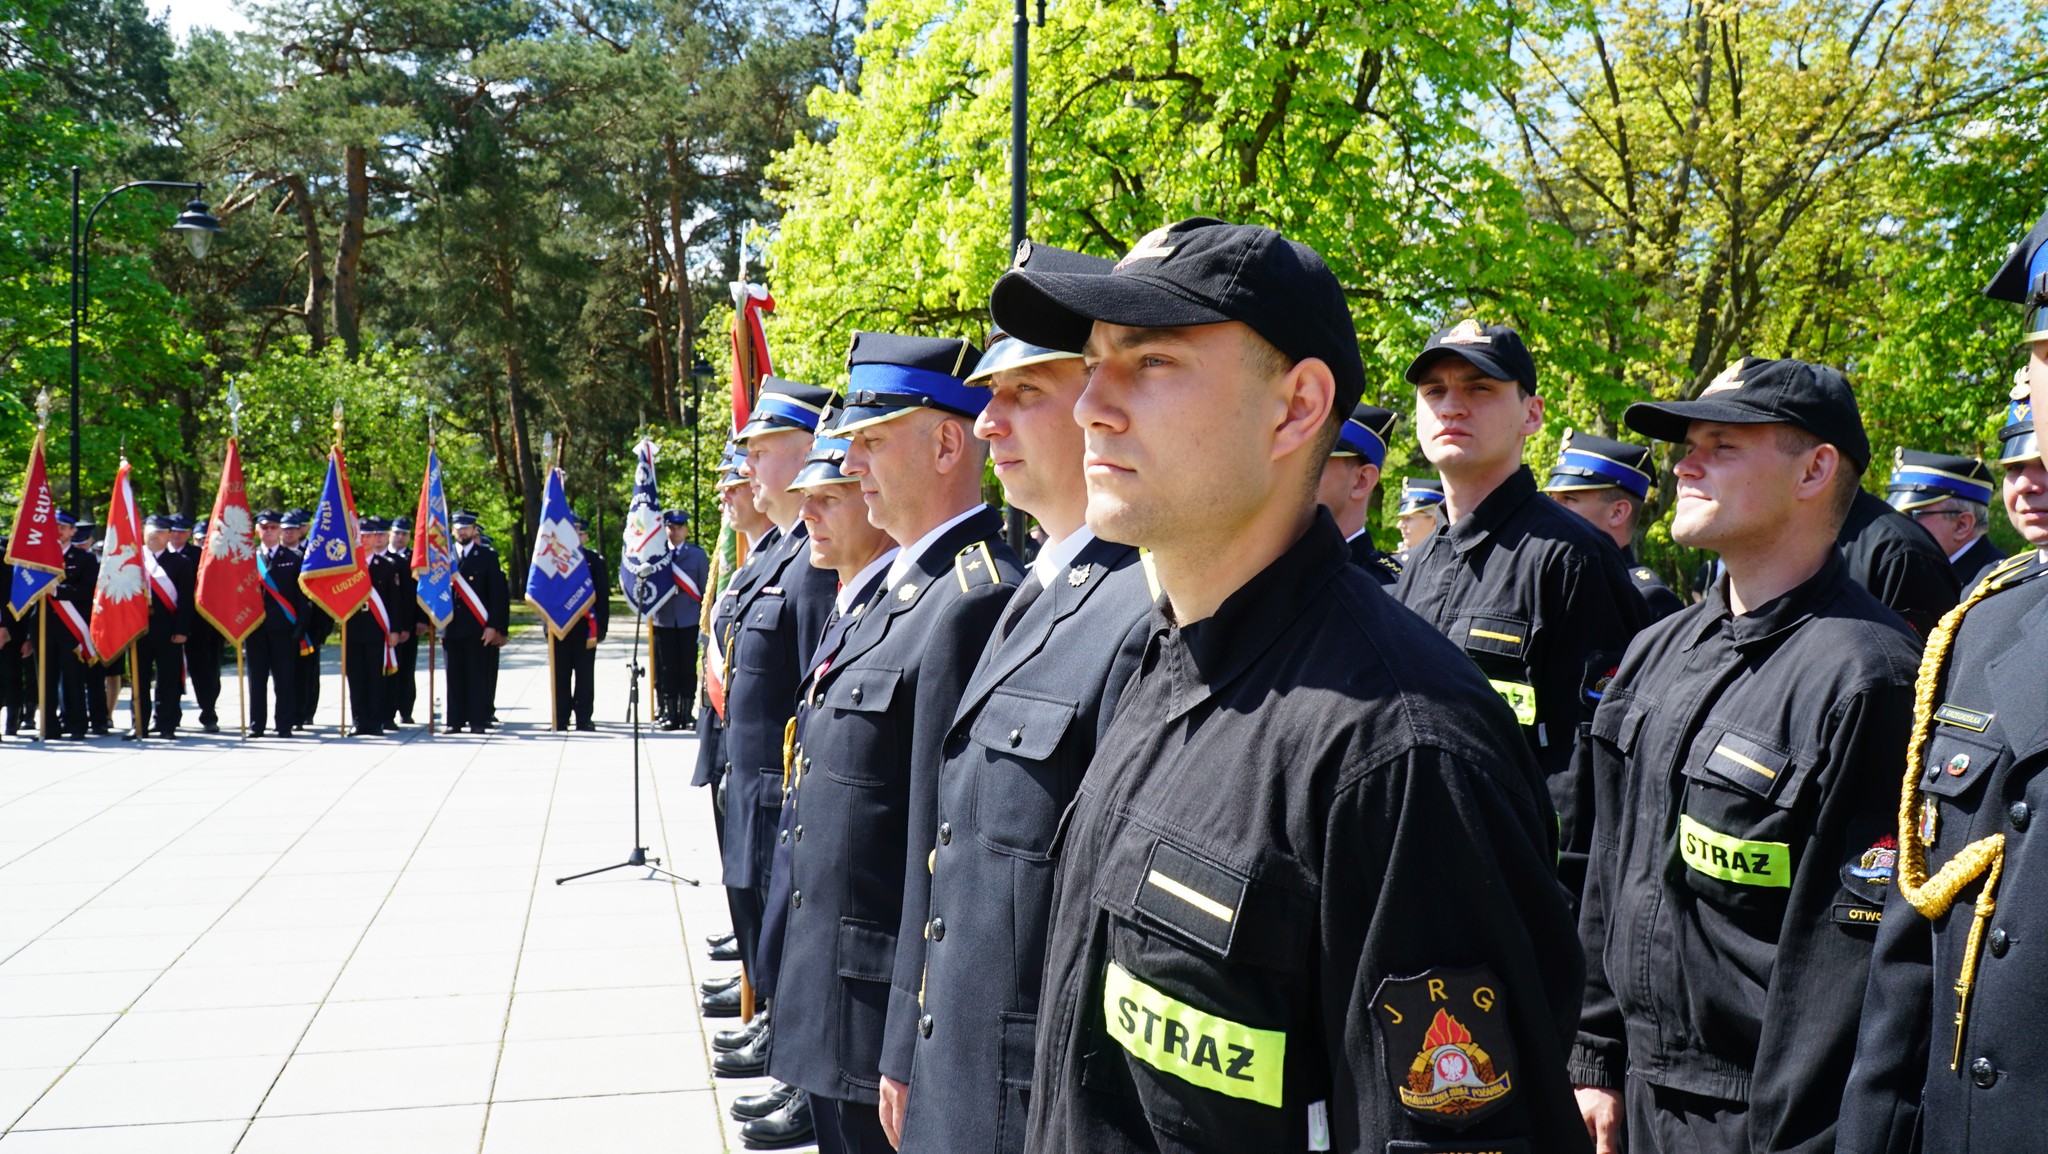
[525,469,597,639]
[618,438,674,617]
[411,448,455,629]
[8,564,55,618]
[299,449,369,620]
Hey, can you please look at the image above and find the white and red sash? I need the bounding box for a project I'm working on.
[53,598,97,661]
[366,588,399,673]
[144,550,178,614]
[673,566,703,605]
[452,568,489,627]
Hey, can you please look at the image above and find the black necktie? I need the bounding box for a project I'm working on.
[999,573,1046,641]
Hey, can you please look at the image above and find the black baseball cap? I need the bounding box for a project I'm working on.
[1624,357,1872,473]
[988,217,1367,413]
[1404,321,1539,395]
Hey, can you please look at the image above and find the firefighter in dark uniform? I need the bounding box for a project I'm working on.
[1832,437,1962,634]
[247,509,304,738]
[345,517,411,736]
[1541,429,1685,622]
[1570,358,1923,1154]
[890,244,1158,1154]
[548,514,608,731]
[283,508,331,728]
[443,509,509,733]
[650,510,705,729]
[127,514,196,739]
[1884,448,2008,590]
[991,217,1589,1154]
[731,431,901,1150]
[768,331,1021,1154]
[169,513,223,733]
[1396,320,1649,908]
[714,377,840,1072]
[44,512,101,738]
[1316,402,1404,585]
[0,531,24,737]
[1989,374,2047,585]
[387,516,421,725]
[1392,476,1444,566]
[1838,209,2048,1154]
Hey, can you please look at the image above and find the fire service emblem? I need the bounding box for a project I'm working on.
[1373,967,1516,1128]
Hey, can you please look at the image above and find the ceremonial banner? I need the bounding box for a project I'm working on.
[618,438,674,617]
[729,283,775,434]
[88,458,148,659]
[194,437,263,644]
[5,430,62,615]
[299,448,369,620]
[411,449,455,629]
[525,468,596,639]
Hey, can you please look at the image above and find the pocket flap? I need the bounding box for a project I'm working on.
[836,918,897,982]
[968,689,1078,761]
[1590,696,1646,754]
[1919,728,2005,798]
[1459,614,1530,660]
[744,596,786,631]
[1682,729,1805,807]
[1093,822,1311,972]
[827,667,900,714]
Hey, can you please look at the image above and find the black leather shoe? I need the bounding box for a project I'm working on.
[714,1011,768,1053]
[701,982,743,1018]
[713,1021,771,1077]
[707,932,736,949]
[739,1090,813,1149]
[710,938,741,962]
[730,1080,798,1122]
[700,972,742,996]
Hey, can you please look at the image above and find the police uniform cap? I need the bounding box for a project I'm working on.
[1330,403,1398,467]
[1542,429,1654,500]
[1405,320,1540,396]
[167,513,193,531]
[144,514,173,531]
[662,509,690,526]
[716,442,752,490]
[1396,477,1446,516]
[360,516,391,533]
[1984,207,2048,344]
[834,332,986,435]
[281,509,310,529]
[255,509,283,525]
[55,509,78,527]
[1624,357,1873,473]
[790,435,858,491]
[392,516,414,531]
[450,509,479,528]
[73,518,97,534]
[737,378,838,442]
[1885,448,1995,512]
[989,217,1368,416]
[1998,374,2039,466]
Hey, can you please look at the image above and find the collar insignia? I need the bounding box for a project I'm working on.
[1067,564,1092,587]
[896,582,917,602]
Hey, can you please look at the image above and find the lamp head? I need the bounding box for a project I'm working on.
[172,198,221,259]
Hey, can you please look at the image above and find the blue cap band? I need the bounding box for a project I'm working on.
[749,394,825,432]
[1334,419,1387,466]
[836,363,987,432]
[1888,465,1994,506]
[1553,448,1651,498]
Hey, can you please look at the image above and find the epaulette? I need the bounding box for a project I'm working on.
[1963,552,2040,601]
[1375,554,1403,581]
[954,540,1002,592]
[1633,567,1656,582]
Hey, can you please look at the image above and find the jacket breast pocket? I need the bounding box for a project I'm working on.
[737,596,786,673]
[1916,727,2005,801]
[821,667,902,787]
[968,689,1080,859]
[1457,612,1536,723]
[1676,727,1811,909]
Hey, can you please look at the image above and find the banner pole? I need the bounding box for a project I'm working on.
[128,645,143,739]
[645,615,657,712]
[236,641,246,739]
[338,614,349,738]
[547,627,559,732]
[36,600,48,742]
[428,624,437,736]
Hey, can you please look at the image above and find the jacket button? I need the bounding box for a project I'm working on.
[1990,927,2011,957]
[804,756,813,770]
[930,918,945,941]
[1008,728,1022,747]
[779,831,789,845]
[938,822,951,846]
[2011,802,2031,830]
[794,825,804,842]
[918,1014,933,1038]
[1971,1057,1998,1088]
[791,890,802,908]
[851,687,863,703]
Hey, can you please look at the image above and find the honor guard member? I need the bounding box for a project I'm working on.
[1542,430,1685,622]
[769,331,1021,1154]
[347,517,411,735]
[549,514,609,731]
[387,515,422,724]
[733,432,902,1150]
[1830,430,1962,634]
[1990,373,2047,583]
[248,509,305,737]
[651,510,706,729]
[281,508,330,727]
[1885,448,2007,589]
[0,526,25,737]
[1316,402,1404,584]
[991,217,1589,1154]
[1392,476,1445,565]
[889,246,1159,1154]
[717,377,840,1051]
[45,512,102,738]
[1397,319,1649,907]
[444,509,509,733]
[126,514,196,739]
[1837,209,2048,1154]
[169,513,223,732]
[1571,358,1923,1154]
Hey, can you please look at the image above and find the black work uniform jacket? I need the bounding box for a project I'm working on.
[768,507,1020,1105]
[1028,512,1591,1154]
[1570,552,1922,1153]
[1838,489,1961,636]
[1839,557,2048,1154]
[1395,466,1648,908]
[894,534,1154,1154]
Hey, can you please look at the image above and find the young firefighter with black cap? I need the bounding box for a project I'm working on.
[1884,448,2007,588]
[768,332,1021,1154]
[1397,319,1649,907]
[1838,210,2048,1154]
[887,241,1157,1154]
[991,217,1588,1154]
[1571,358,1922,1154]
[1317,403,1404,584]
[1541,430,1685,622]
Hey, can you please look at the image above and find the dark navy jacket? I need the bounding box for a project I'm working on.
[693,530,779,790]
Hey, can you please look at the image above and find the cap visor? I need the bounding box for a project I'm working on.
[989,270,1232,354]
[1885,490,1947,513]
[964,339,1081,385]
[1404,346,1514,386]
[1623,398,1781,445]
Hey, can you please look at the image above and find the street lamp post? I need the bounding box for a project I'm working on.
[68,165,222,509]
[687,359,714,532]
[1004,0,1044,556]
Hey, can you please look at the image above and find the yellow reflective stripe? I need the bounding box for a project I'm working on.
[1102,962,1284,1107]
[1146,870,1235,923]
[1713,743,1777,780]
[1468,627,1523,644]
[1488,679,1537,725]
[1677,814,1791,888]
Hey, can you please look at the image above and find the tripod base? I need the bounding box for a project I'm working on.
[555,845,699,886]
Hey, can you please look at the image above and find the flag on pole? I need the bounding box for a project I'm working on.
[729,283,774,433]
[524,468,596,639]
[5,429,63,616]
[618,438,674,617]
[194,437,263,645]
[89,458,148,659]
[299,447,370,621]
[411,448,455,628]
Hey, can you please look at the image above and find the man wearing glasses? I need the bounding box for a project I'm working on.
[1884,449,2007,589]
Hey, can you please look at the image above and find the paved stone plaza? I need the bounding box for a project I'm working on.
[0,634,800,1152]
